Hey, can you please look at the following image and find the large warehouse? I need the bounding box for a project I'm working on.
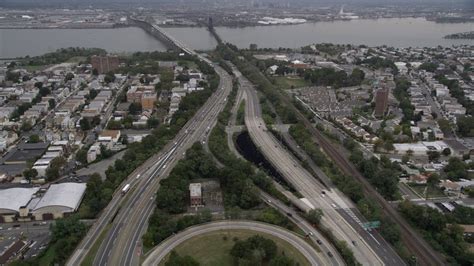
[0,188,39,223]
[0,183,86,222]
[32,183,87,220]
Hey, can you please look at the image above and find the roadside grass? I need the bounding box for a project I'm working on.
[159,229,310,266]
[81,224,112,266]
[273,76,311,90]
[36,244,56,266]
[407,184,446,199]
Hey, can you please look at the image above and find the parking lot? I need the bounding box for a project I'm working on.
[0,221,52,259]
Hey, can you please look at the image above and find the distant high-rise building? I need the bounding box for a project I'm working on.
[374,88,389,118]
[91,55,119,74]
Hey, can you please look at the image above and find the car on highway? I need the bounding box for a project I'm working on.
[286,212,293,217]
[316,239,322,245]
[327,251,333,257]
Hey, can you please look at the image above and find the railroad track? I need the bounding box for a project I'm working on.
[277,90,445,266]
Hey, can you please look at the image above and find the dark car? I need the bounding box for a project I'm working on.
[327,252,333,257]
[316,239,322,245]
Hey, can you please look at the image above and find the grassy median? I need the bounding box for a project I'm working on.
[160,229,310,266]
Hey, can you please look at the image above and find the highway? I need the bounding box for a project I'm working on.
[226,78,344,265]
[259,191,344,266]
[67,31,232,265]
[142,220,323,266]
[96,67,232,266]
[235,66,405,266]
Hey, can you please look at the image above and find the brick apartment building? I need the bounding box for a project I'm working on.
[374,88,389,118]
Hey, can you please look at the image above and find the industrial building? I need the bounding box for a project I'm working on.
[189,183,203,207]
[0,183,86,222]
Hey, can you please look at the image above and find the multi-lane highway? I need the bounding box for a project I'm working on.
[67,59,233,265]
[259,191,344,266]
[142,220,323,266]
[235,66,405,265]
[96,67,232,266]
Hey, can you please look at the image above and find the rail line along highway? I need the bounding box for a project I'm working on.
[270,71,446,266]
[233,64,405,266]
[67,23,232,266]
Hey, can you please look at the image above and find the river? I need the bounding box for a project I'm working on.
[1,18,473,58]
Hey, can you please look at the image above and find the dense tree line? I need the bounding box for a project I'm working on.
[20,47,106,66]
[302,67,365,88]
[419,62,439,72]
[359,56,398,73]
[230,235,297,266]
[399,201,474,265]
[349,150,400,200]
[143,208,212,249]
[394,77,416,124]
[444,157,474,181]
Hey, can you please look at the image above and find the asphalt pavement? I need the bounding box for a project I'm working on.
[234,64,404,265]
[142,220,324,266]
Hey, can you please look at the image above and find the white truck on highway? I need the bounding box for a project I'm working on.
[121,183,131,195]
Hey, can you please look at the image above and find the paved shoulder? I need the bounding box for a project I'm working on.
[142,220,325,266]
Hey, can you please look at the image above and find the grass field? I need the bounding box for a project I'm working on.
[408,184,446,199]
[273,76,311,90]
[160,229,310,266]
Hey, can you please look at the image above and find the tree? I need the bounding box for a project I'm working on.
[426,173,440,200]
[80,118,91,131]
[147,117,160,128]
[23,168,38,181]
[104,71,115,83]
[21,121,33,131]
[444,157,467,180]
[129,102,143,115]
[48,98,56,109]
[165,251,199,266]
[427,151,440,162]
[39,86,51,97]
[457,116,474,137]
[442,148,451,156]
[28,134,41,143]
[230,235,277,263]
[305,209,323,225]
[65,72,75,82]
[76,149,88,165]
[46,166,60,181]
[249,43,258,50]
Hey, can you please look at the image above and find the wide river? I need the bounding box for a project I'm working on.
[1,18,473,58]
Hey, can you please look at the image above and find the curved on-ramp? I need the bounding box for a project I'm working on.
[142,220,324,265]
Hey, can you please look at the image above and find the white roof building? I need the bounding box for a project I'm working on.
[0,188,39,214]
[33,183,86,215]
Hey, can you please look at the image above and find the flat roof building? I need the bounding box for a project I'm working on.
[189,183,203,207]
